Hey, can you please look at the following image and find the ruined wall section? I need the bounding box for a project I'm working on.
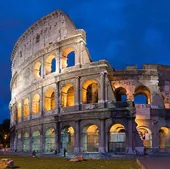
[157,65,170,108]
[111,64,164,108]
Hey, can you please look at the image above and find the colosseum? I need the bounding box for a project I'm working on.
[9,10,170,156]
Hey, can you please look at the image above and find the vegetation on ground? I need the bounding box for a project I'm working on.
[0,155,139,169]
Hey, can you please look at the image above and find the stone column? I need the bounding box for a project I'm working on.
[104,71,108,103]
[56,81,60,114]
[126,118,135,154]
[56,49,60,73]
[15,133,18,151]
[29,94,32,120]
[29,128,32,153]
[15,103,18,125]
[99,72,105,103]
[152,122,159,152]
[59,51,63,72]
[41,55,44,78]
[40,87,44,117]
[21,100,24,123]
[56,121,61,153]
[99,119,105,153]
[75,76,80,108]
[75,41,83,67]
[21,130,24,152]
[40,125,44,153]
[74,120,80,154]
[127,94,134,102]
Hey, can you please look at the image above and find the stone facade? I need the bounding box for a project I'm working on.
[9,10,170,155]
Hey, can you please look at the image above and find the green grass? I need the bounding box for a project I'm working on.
[0,155,139,169]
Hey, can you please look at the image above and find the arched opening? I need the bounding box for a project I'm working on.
[137,126,152,152]
[82,125,99,152]
[82,80,98,104]
[134,86,150,104]
[61,126,75,153]
[34,62,41,79]
[23,98,29,118]
[115,87,127,102]
[61,84,74,107]
[45,55,56,75]
[32,131,40,152]
[44,88,55,111]
[109,124,126,153]
[32,94,40,114]
[17,102,22,121]
[45,128,55,153]
[61,48,75,69]
[23,132,29,152]
[159,127,170,152]
[17,133,22,152]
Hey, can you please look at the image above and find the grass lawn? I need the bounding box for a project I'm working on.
[0,155,139,169]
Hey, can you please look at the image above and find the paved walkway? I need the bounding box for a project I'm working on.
[138,156,170,169]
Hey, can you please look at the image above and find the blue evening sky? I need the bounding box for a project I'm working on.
[0,0,170,122]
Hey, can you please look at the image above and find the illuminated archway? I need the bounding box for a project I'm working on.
[34,62,41,79]
[44,88,55,111]
[61,48,75,69]
[137,126,152,149]
[32,94,40,114]
[109,124,126,153]
[23,132,29,152]
[159,127,170,152]
[45,54,56,75]
[82,125,99,152]
[23,98,29,118]
[61,126,75,153]
[115,87,127,102]
[82,80,98,104]
[17,132,22,151]
[17,102,22,121]
[134,86,151,104]
[45,128,55,152]
[61,84,74,107]
[32,131,40,152]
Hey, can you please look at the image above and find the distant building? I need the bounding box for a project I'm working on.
[9,10,170,155]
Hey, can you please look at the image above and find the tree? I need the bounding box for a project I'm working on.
[0,119,10,148]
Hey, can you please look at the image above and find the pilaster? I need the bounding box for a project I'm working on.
[74,120,80,154]
[99,119,105,153]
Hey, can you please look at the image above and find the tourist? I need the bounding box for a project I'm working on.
[63,148,67,157]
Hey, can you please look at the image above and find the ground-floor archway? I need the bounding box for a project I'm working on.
[108,124,126,153]
[82,125,99,152]
[32,131,40,152]
[159,127,170,152]
[17,133,22,152]
[23,132,29,152]
[61,126,74,153]
[137,126,152,148]
[45,128,55,153]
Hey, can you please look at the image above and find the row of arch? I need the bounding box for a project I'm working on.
[12,49,76,92]
[15,124,126,153]
[16,80,99,120]
[16,125,170,153]
[137,126,170,152]
[115,86,151,104]
[34,48,75,79]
